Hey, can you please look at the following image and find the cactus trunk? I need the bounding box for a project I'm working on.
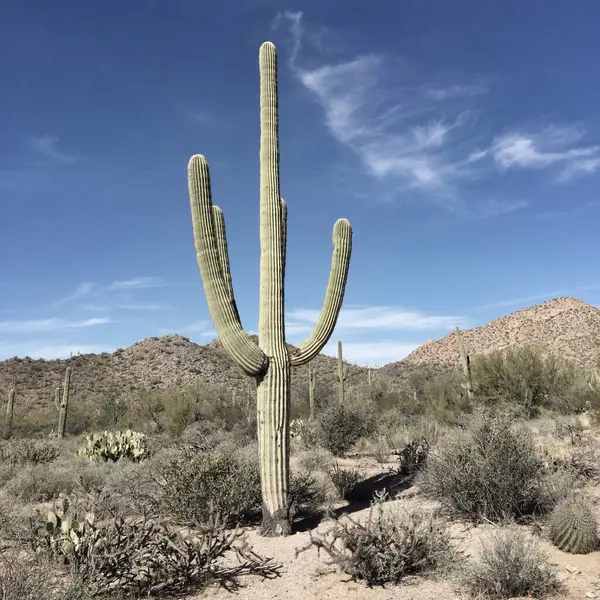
[187,41,352,536]
[337,340,348,404]
[4,387,14,439]
[455,327,473,401]
[56,367,71,439]
[308,363,316,420]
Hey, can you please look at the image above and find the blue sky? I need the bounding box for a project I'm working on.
[2,1,600,366]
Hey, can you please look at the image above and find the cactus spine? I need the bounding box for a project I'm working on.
[54,367,71,439]
[4,386,15,439]
[455,326,473,400]
[308,363,316,420]
[337,340,349,404]
[187,41,352,536]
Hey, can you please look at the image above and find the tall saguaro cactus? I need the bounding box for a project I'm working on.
[55,367,71,439]
[187,41,352,536]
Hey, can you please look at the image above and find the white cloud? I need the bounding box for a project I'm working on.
[287,305,468,335]
[0,342,111,360]
[0,317,113,335]
[158,320,216,337]
[321,340,418,366]
[476,126,600,180]
[30,135,77,164]
[107,276,169,291]
[49,282,94,308]
[275,12,600,212]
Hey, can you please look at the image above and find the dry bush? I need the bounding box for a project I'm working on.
[297,498,455,586]
[462,527,562,599]
[327,462,364,501]
[5,463,77,503]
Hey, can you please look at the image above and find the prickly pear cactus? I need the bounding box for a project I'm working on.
[78,429,147,462]
[549,498,599,554]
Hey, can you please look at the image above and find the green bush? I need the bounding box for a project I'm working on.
[472,346,575,416]
[463,527,562,599]
[421,411,548,523]
[319,403,375,456]
[327,462,364,501]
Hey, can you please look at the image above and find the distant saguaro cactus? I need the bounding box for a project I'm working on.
[337,340,350,404]
[455,326,473,401]
[54,367,71,439]
[187,41,352,536]
[4,386,15,439]
[308,363,316,420]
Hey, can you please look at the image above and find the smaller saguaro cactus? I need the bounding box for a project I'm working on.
[308,363,316,420]
[455,327,473,401]
[337,340,350,404]
[54,367,71,439]
[4,386,15,439]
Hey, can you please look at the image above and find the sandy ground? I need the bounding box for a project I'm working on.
[201,423,600,600]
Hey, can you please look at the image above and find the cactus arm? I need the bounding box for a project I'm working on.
[212,206,237,310]
[188,155,268,376]
[280,198,287,279]
[54,387,60,411]
[290,218,352,367]
[4,387,15,438]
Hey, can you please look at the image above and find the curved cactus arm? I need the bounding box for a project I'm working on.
[212,205,238,315]
[188,155,268,376]
[290,218,352,367]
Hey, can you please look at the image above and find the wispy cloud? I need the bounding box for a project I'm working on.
[274,12,600,213]
[0,317,113,335]
[534,201,599,220]
[49,282,94,308]
[107,276,169,291]
[473,125,600,181]
[287,305,468,337]
[30,135,78,164]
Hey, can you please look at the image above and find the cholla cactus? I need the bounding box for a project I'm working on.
[187,41,352,536]
[78,429,147,463]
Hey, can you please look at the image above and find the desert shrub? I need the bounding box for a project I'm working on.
[0,552,91,600]
[327,462,364,501]
[298,499,454,585]
[151,449,262,527]
[472,346,575,416]
[32,497,281,598]
[463,527,562,599]
[0,439,60,466]
[297,447,333,473]
[370,437,392,464]
[319,403,375,456]
[0,496,33,544]
[289,471,327,517]
[5,463,76,502]
[421,411,547,523]
[392,437,430,482]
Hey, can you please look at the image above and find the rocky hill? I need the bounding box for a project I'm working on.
[1,297,599,409]
[0,334,368,409]
[381,297,600,379]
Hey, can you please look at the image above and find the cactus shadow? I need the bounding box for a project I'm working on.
[292,470,413,533]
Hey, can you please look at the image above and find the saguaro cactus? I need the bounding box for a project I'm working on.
[308,363,316,420]
[187,41,352,536]
[455,326,473,401]
[337,340,350,404]
[4,386,15,439]
[54,367,71,438]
